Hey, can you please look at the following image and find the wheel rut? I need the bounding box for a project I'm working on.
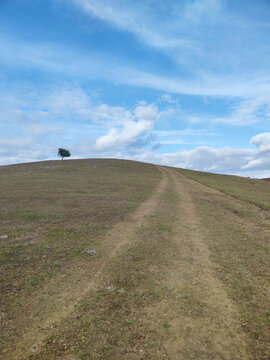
[6,167,168,360]
[4,166,254,360]
[149,167,250,359]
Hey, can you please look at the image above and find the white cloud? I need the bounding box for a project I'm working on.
[93,128,270,178]
[134,142,270,178]
[95,120,152,150]
[1,83,270,178]
[1,35,270,99]
[241,158,266,170]
[250,132,270,152]
[139,129,270,177]
[95,103,159,150]
[71,0,194,50]
[160,94,178,104]
[42,87,93,116]
[41,86,136,127]
[134,104,159,122]
[69,0,270,83]
[215,97,270,126]
[0,86,162,163]
[141,146,253,172]
[91,105,133,126]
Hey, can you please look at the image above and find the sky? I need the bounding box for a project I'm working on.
[0,0,270,177]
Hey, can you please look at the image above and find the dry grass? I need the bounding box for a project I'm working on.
[175,168,270,360]
[29,173,178,360]
[178,167,270,209]
[1,160,270,359]
[0,159,161,357]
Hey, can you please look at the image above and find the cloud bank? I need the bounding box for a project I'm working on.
[1,85,270,178]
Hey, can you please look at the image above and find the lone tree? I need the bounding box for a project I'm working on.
[57,148,71,160]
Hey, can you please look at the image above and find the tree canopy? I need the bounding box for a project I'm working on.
[57,148,71,160]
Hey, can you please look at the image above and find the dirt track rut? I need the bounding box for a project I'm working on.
[155,168,250,359]
[6,168,168,360]
[5,166,264,359]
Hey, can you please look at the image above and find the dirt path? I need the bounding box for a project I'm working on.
[4,165,268,359]
[170,170,270,359]
[150,168,250,359]
[5,167,168,360]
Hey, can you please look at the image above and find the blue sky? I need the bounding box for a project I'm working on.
[1,0,270,177]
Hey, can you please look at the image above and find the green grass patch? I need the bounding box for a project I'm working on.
[178,168,270,209]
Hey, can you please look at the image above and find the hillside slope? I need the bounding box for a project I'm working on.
[0,159,269,360]
[177,167,270,209]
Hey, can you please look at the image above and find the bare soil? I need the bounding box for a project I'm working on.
[1,160,269,359]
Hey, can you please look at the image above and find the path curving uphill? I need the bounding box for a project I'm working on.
[5,167,168,359]
[158,168,250,359]
[2,162,269,359]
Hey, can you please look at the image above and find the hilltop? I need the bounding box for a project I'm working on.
[0,159,269,359]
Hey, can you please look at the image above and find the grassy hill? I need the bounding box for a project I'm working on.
[178,167,270,209]
[0,159,269,359]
